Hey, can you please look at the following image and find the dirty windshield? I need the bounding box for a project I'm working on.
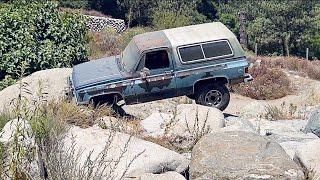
[121,40,140,72]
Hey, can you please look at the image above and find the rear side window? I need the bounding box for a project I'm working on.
[178,45,204,62]
[178,40,233,63]
[202,41,233,59]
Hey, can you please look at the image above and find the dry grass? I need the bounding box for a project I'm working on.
[46,100,114,128]
[232,64,292,100]
[250,56,320,80]
[263,102,305,121]
[87,28,122,59]
[87,27,151,60]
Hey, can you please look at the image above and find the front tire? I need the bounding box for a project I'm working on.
[195,83,230,111]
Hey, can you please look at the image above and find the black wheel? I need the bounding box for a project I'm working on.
[195,83,230,111]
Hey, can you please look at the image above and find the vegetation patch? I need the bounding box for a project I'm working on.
[232,64,292,100]
[88,27,150,59]
[0,1,88,91]
[252,56,320,81]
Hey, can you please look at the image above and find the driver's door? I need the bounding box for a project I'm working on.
[133,48,176,103]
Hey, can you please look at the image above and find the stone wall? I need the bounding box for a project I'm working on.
[86,15,126,33]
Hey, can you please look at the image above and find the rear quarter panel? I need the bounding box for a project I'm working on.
[174,56,249,96]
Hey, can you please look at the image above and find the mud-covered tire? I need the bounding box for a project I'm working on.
[195,83,230,111]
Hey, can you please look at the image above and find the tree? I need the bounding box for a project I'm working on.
[151,0,207,30]
[117,0,153,27]
[216,0,319,58]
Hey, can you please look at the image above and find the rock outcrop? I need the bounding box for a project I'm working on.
[304,108,320,138]
[190,131,304,179]
[140,104,225,138]
[295,139,320,179]
[137,171,186,180]
[0,68,71,113]
[65,126,190,179]
[140,112,173,137]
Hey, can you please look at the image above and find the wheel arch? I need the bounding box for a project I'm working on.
[193,76,229,94]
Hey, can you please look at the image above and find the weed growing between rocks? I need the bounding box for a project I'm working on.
[264,104,286,121]
[141,106,212,154]
[264,102,303,121]
[47,100,113,128]
[44,130,144,180]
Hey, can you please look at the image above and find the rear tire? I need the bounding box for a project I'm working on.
[195,83,230,111]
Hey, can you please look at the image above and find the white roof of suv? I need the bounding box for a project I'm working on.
[132,22,245,58]
[163,22,244,58]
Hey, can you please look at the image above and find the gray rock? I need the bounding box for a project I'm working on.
[222,116,257,133]
[304,108,320,137]
[190,131,304,180]
[138,171,186,180]
[295,139,320,179]
[140,104,225,138]
[65,126,190,179]
[280,141,304,160]
[168,104,225,137]
[0,119,41,179]
[0,68,72,113]
[0,118,34,144]
[140,112,173,137]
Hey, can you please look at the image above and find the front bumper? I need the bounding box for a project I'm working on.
[65,76,74,101]
[229,73,253,85]
[244,73,253,83]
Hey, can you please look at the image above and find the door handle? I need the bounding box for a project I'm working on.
[165,70,174,76]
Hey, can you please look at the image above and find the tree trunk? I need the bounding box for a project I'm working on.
[127,6,132,28]
[238,11,247,49]
[282,34,290,56]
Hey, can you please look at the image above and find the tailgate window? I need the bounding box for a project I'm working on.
[202,40,233,59]
[178,45,205,62]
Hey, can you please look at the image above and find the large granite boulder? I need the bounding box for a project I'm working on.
[137,171,186,180]
[172,104,225,137]
[190,131,304,180]
[0,68,71,112]
[64,126,190,179]
[304,108,320,138]
[295,139,320,179]
[140,112,173,137]
[140,104,225,138]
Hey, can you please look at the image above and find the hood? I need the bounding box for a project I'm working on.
[72,56,123,90]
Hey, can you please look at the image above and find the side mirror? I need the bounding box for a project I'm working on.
[140,67,150,80]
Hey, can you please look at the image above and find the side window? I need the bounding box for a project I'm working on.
[202,41,233,59]
[143,50,170,70]
[179,45,204,62]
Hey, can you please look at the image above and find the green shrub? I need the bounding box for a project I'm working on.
[0,1,88,81]
[0,75,16,91]
[58,0,90,9]
[152,11,192,30]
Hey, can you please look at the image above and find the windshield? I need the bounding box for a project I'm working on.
[121,40,140,72]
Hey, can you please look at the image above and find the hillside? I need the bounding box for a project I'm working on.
[0,56,320,179]
[0,1,320,179]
